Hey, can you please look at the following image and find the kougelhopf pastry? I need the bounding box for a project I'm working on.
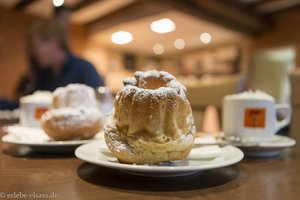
[104,70,196,164]
[41,84,101,140]
[41,107,101,140]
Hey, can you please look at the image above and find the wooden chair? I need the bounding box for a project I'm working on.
[289,68,300,143]
[184,74,243,132]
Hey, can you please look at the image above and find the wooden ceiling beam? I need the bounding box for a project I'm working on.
[70,0,104,11]
[254,0,300,15]
[88,0,172,35]
[158,0,268,35]
[86,0,268,36]
[13,0,38,10]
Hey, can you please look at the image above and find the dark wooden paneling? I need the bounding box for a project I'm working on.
[13,0,38,10]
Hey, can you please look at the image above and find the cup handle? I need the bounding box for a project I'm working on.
[275,104,291,133]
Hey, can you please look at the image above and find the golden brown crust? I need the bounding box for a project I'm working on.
[104,70,196,164]
[42,119,100,141]
[104,112,194,164]
[41,108,101,141]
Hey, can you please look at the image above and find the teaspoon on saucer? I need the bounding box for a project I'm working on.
[193,135,259,148]
[222,135,260,147]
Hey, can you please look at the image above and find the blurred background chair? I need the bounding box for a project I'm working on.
[289,69,300,143]
[248,52,293,104]
[183,74,243,132]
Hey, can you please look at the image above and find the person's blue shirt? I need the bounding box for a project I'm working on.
[33,52,104,91]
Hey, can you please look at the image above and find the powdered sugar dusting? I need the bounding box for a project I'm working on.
[168,79,187,99]
[120,70,187,99]
[123,77,137,86]
[42,107,100,128]
[135,70,175,81]
[53,84,97,108]
[104,110,130,153]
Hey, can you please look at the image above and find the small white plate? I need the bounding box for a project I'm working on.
[75,141,244,177]
[237,135,296,157]
[1,125,103,152]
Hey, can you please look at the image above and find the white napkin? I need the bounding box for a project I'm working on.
[194,136,217,145]
[188,145,223,159]
[3,125,49,143]
[189,136,223,159]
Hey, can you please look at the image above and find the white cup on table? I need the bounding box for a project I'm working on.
[19,91,52,127]
[222,90,291,141]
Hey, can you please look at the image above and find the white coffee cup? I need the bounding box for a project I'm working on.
[20,91,52,127]
[222,90,291,141]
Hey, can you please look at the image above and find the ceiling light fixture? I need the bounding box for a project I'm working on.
[174,39,185,50]
[52,0,64,7]
[153,44,164,55]
[151,18,176,34]
[111,31,133,45]
[200,32,211,44]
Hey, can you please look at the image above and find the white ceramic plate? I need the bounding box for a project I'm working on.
[75,141,244,177]
[237,135,296,157]
[1,125,103,152]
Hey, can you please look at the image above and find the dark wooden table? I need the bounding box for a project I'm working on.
[0,129,299,200]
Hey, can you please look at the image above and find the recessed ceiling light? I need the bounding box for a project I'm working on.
[52,0,64,7]
[174,39,185,50]
[151,18,176,34]
[200,32,211,44]
[153,44,164,55]
[111,31,133,45]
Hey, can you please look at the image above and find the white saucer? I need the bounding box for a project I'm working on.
[237,135,296,157]
[75,141,244,177]
[1,124,103,152]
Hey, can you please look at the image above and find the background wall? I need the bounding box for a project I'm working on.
[0,7,87,100]
[0,8,31,99]
[250,7,300,67]
[1,6,300,100]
